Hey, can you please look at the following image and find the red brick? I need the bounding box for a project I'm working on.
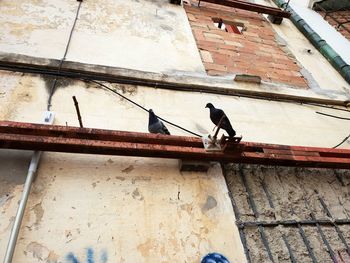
[203,62,227,71]
[185,4,307,87]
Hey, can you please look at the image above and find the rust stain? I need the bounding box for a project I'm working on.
[137,238,156,257]
[26,241,50,261]
[32,202,44,226]
[132,188,144,201]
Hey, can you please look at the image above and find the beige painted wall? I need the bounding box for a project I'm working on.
[0,0,205,73]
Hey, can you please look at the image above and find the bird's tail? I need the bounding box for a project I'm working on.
[227,126,236,137]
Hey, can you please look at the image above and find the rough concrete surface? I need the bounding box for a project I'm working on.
[224,164,350,263]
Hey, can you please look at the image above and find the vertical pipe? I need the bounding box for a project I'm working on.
[3,151,42,263]
[3,111,54,263]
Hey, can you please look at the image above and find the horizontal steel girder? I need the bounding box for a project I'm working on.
[1,121,350,168]
[199,0,291,18]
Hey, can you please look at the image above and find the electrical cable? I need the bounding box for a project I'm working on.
[84,79,202,137]
[316,111,350,120]
[315,111,350,148]
[333,134,350,148]
[47,1,82,111]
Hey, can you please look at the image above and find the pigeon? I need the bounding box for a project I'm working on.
[148,109,170,135]
[205,103,236,137]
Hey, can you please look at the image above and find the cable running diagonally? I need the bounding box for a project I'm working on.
[84,79,202,137]
[47,1,82,111]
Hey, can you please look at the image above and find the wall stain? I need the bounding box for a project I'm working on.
[201,196,217,212]
[26,241,51,261]
[32,202,44,226]
[41,76,78,94]
[132,188,144,201]
[115,176,126,181]
[122,165,134,174]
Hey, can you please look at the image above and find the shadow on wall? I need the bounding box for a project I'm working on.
[0,149,32,197]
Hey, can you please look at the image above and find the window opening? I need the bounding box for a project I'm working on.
[212,18,245,34]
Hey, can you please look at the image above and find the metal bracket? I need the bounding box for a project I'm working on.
[202,134,222,152]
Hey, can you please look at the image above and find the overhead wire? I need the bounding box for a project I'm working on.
[315,111,350,148]
[316,111,350,120]
[84,79,202,137]
[47,0,82,111]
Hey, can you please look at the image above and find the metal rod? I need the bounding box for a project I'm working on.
[3,151,42,263]
[261,178,275,209]
[239,228,252,263]
[239,165,275,263]
[298,223,318,263]
[282,234,297,263]
[237,218,350,227]
[259,171,297,263]
[299,186,336,262]
[221,164,252,263]
[213,115,225,140]
[72,96,84,128]
[310,212,337,262]
[316,191,350,256]
[275,171,317,263]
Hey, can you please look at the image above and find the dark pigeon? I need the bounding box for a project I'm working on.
[148,109,170,135]
[205,103,236,137]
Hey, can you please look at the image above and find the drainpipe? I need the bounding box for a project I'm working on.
[273,0,350,85]
[3,112,54,263]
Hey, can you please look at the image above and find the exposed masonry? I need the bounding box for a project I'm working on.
[184,3,309,88]
[317,10,350,41]
[224,164,350,263]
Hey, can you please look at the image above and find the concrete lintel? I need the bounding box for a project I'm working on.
[0,52,349,107]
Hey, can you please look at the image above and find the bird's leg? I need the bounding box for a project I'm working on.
[212,125,216,131]
[213,115,225,141]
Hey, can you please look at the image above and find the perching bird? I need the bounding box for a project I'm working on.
[205,103,236,137]
[148,109,170,135]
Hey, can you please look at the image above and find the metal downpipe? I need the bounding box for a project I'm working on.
[3,151,42,263]
[3,112,54,263]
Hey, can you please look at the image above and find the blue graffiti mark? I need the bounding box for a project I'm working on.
[100,250,108,263]
[87,248,94,263]
[65,248,108,263]
[66,252,79,263]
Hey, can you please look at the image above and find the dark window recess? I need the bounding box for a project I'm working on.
[212,18,245,34]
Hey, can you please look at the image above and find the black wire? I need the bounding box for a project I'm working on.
[84,79,202,137]
[307,103,350,113]
[316,111,350,120]
[47,1,82,111]
[333,133,350,148]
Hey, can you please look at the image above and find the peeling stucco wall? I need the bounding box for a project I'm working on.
[0,0,205,73]
[1,0,350,262]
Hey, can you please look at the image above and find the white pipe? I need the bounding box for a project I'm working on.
[3,111,54,263]
[3,151,42,263]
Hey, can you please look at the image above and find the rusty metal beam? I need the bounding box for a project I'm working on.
[199,0,291,18]
[1,121,350,169]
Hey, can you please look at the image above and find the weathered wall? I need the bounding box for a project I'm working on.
[0,0,205,73]
[0,71,248,263]
[1,0,350,262]
[224,164,350,262]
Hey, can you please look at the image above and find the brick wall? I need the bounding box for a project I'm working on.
[318,10,350,41]
[184,3,308,88]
